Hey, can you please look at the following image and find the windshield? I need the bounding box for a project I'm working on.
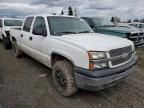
[92,18,115,27]
[4,20,23,26]
[47,16,93,36]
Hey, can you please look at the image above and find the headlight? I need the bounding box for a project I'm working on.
[88,51,108,70]
[88,51,106,60]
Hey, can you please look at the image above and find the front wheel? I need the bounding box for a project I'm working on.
[52,60,78,96]
[12,41,23,58]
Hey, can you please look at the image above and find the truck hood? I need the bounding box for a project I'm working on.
[54,33,133,51]
[99,26,140,34]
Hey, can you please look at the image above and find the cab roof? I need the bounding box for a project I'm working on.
[26,14,76,18]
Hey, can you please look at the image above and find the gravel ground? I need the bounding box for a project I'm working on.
[0,43,144,108]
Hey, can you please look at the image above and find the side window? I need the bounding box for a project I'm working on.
[32,17,47,36]
[0,20,2,27]
[23,17,34,32]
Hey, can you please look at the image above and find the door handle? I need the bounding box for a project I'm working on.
[21,34,23,37]
[29,37,32,41]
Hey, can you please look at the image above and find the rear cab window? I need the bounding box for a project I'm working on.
[23,17,34,32]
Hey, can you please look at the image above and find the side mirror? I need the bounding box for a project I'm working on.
[89,25,93,28]
[90,25,96,31]
[92,27,96,31]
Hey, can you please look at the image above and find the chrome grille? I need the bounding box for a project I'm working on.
[109,46,132,57]
[111,54,132,66]
[109,46,132,66]
[128,32,144,42]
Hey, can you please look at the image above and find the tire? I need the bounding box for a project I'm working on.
[3,37,12,49]
[12,41,23,58]
[52,60,78,96]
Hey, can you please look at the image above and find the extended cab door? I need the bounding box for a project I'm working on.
[20,17,34,45]
[30,16,50,66]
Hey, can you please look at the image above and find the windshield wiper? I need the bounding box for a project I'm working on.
[61,31,77,34]
[100,25,115,27]
[54,31,78,36]
[117,26,129,28]
[78,31,92,33]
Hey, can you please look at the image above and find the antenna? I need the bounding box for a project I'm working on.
[51,0,54,15]
[75,7,77,17]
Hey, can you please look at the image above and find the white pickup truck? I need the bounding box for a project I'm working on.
[10,14,137,96]
[0,18,23,49]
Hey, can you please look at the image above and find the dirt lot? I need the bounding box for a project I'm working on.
[0,43,144,108]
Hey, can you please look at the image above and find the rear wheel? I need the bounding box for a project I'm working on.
[12,41,23,58]
[52,60,78,96]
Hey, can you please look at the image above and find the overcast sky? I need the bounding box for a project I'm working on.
[0,0,144,20]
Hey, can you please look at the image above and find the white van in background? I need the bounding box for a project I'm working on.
[0,18,23,49]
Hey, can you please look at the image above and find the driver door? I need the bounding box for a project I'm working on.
[28,16,49,66]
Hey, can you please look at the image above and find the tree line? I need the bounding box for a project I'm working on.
[61,6,74,16]
[61,6,144,24]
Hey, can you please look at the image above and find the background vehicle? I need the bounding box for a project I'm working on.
[10,14,137,96]
[82,17,144,47]
[128,22,144,32]
[0,18,23,49]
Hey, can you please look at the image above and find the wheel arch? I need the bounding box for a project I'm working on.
[51,52,75,67]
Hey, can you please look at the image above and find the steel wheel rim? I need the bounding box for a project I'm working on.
[55,70,66,90]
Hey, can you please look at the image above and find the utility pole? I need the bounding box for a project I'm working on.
[74,7,78,17]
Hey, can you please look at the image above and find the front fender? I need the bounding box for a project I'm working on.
[51,51,75,66]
